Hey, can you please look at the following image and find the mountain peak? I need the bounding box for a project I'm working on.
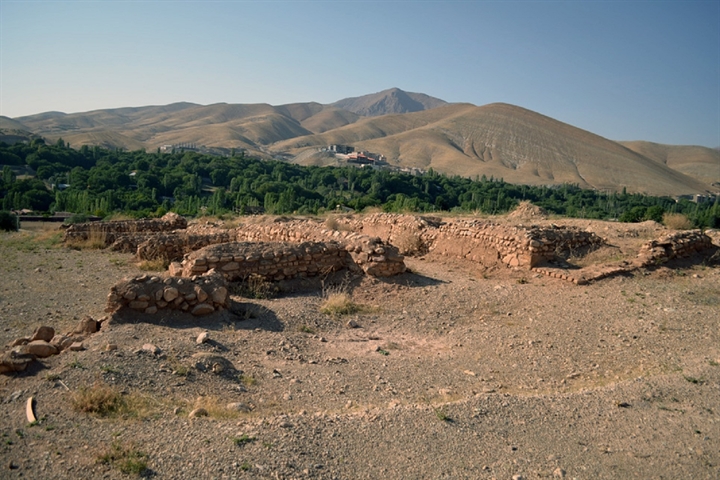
[330,88,448,117]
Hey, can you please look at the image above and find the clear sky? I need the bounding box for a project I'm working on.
[1,0,719,147]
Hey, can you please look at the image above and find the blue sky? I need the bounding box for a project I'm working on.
[2,0,719,147]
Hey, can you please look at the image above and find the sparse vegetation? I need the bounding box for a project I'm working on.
[96,441,148,476]
[137,257,169,271]
[663,212,693,230]
[65,229,107,250]
[233,273,277,299]
[232,434,257,446]
[71,382,125,416]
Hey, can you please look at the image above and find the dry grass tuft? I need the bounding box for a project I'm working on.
[71,382,125,416]
[663,213,693,230]
[324,215,352,232]
[137,257,169,271]
[96,441,148,476]
[392,230,424,255]
[66,229,107,250]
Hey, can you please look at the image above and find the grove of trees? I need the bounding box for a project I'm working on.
[1,139,718,228]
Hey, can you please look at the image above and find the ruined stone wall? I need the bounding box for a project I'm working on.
[636,230,714,266]
[106,270,229,316]
[169,239,405,281]
[337,213,604,269]
[64,212,187,246]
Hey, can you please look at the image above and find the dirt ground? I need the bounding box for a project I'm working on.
[0,218,719,479]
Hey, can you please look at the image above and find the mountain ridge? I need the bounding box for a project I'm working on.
[9,89,719,196]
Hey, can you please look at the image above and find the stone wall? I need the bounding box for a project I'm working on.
[106,270,229,316]
[337,213,604,269]
[169,239,406,281]
[636,230,714,267]
[64,212,187,246]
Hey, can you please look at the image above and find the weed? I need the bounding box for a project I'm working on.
[45,373,60,381]
[708,359,719,367]
[137,257,169,272]
[684,376,705,385]
[97,441,148,476]
[232,434,257,446]
[376,347,390,356]
[516,277,528,285]
[109,257,127,267]
[320,292,365,316]
[434,408,451,422]
[71,383,125,416]
[299,325,315,334]
[262,442,274,449]
[100,365,120,374]
[392,230,424,256]
[240,375,257,386]
[233,274,277,299]
[67,359,84,369]
[663,213,693,230]
[240,461,251,471]
[65,229,107,250]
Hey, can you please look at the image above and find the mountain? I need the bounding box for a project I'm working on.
[619,141,720,187]
[330,88,448,117]
[9,91,718,196]
[273,103,715,197]
[0,116,40,144]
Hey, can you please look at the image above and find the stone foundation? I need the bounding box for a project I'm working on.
[64,212,187,246]
[106,270,229,316]
[169,239,406,281]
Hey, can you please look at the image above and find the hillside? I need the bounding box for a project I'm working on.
[9,89,717,196]
[620,141,720,187]
[275,103,714,197]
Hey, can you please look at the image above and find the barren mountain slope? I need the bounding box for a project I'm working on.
[620,141,720,186]
[330,87,448,116]
[0,116,31,131]
[279,103,713,196]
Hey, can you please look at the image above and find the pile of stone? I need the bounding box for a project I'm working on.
[63,212,187,246]
[106,270,229,317]
[1,317,102,374]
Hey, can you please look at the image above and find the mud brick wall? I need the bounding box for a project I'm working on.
[106,270,229,316]
[636,230,714,266]
[339,214,604,269]
[169,239,405,281]
[64,212,187,246]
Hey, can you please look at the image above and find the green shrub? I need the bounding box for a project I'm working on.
[0,211,18,231]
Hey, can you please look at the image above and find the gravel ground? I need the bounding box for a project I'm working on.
[0,220,719,479]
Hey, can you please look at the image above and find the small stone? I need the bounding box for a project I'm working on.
[30,326,55,342]
[553,467,566,478]
[68,342,85,352]
[24,340,58,358]
[279,421,293,428]
[144,306,158,314]
[163,287,179,302]
[142,343,161,355]
[9,338,29,347]
[512,475,525,480]
[346,320,359,329]
[105,343,118,352]
[191,303,215,316]
[196,332,210,344]
[189,408,208,418]
[226,402,251,413]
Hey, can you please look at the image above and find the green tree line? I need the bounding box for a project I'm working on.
[1,139,718,227]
